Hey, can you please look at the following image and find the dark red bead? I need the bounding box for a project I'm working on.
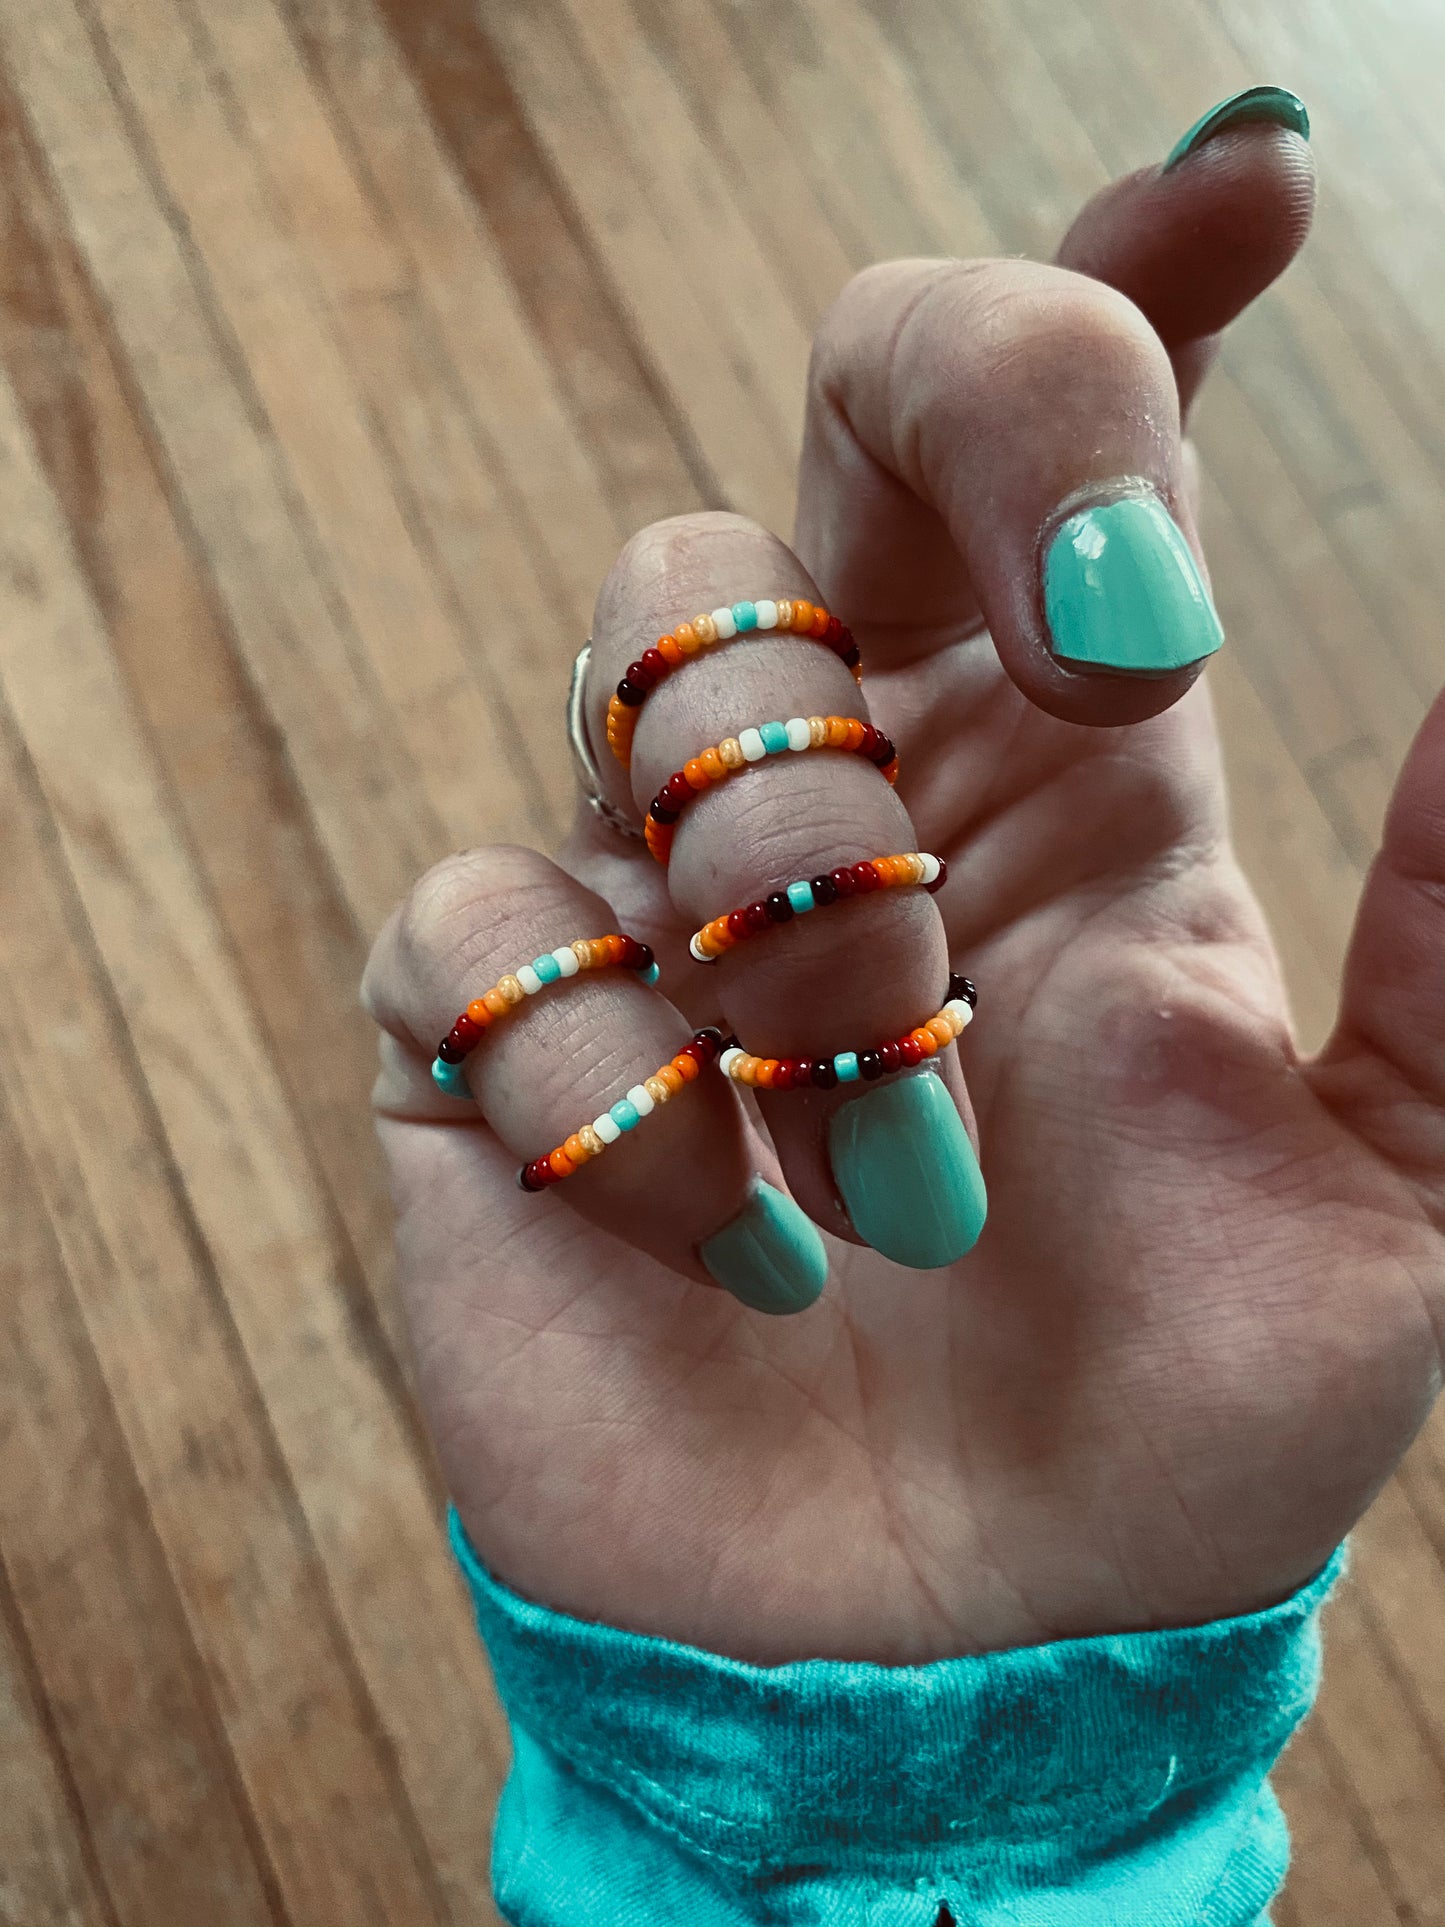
[927,858,949,895]
[857,725,880,758]
[842,642,861,668]
[649,798,680,825]
[625,658,653,689]
[851,861,880,892]
[824,614,845,646]
[727,908,751,939]
[692,1026,724,1060]
[744,901,771,935]
[518,1161,544,1192]
[810,874,838,906]
[452,1014,481,1048]
[640,647,668,681]
[765,891,794,923]
[859,1049,883,1079]
[772,1059,795,1091]
[870,732,896,766]
[829,866,857,898]
[437,1034,465,1063]
[812,1060,839,1090]
[665,774,694,805]
[617,678,646,706]
[879,1041,902,1072]
[899,1036,924,1067]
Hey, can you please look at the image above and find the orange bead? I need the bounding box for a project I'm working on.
[791,599,814,632]
[676,623,701,655]
[843,718,865,751]
[548,1148,576,1178]
[710,917,734,948]
[911,1027,938,1056]
[810,605,830,637]
[658,1063,686,1096]
[605,933,626,963]
[683,758,710,791]
[825,716,849,746]
[926,1015,954,1048]
[876,856,904,884]
[563,1133,590,1164]
[658,634,684,665]
[483,988,509,1017]
[701,746,727,781]
[466,998,492,1026]
[754,1059,776,1088]
[673,1051,701,1082]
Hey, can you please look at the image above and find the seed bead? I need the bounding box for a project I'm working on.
[688,853,944,961]
[516,1029,723,1190]
[716,983,979,1095]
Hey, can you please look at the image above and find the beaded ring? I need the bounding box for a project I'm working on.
[689,852,948,963]
[718,975,977,1091]
[606,598,862,769]
[430,933,660,1100]
[644,715,899,865]
[518,1027,724,1190]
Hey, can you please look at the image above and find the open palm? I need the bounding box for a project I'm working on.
[369,125,1444,1664]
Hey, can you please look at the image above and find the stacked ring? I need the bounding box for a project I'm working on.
[689,852,948,962]
[644,715,899,865]
[430,933,660,1099]
[718,975,978,1090]
[518,1027,725,1190]
[606,597,862,768]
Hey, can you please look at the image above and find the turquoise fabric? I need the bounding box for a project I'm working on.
[450,1511,1341,1927]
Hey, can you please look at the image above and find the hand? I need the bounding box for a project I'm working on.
[363,115,1444,1665]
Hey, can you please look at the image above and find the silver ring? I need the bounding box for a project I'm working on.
[567,643,645,840]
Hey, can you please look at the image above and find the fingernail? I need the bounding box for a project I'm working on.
[700,1178,829,1314]
[1043,492,1224,676]
[1163,85,1310,173]
[828,1072,987,1270]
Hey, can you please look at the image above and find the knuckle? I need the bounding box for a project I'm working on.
[594,512,800,650]
[937,261,1167,396]
[396,844,567,978]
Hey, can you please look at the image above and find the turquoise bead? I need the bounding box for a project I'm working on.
[732,601,758,631]
[787,880,815,914]
[431,1056,473,1099]
[642,962,661,985]
[533,953,562,984]
[834,1051,860,1083]
[759,720,789,754]
[610,1099,641,1131]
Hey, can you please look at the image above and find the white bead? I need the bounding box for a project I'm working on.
[592,1113,620,1145]
[689,934,713,963]
[516,965,543,996]
[552,946,581,978]
[754,598,778,630]
[943,999,973,1030]
[719,1047,743,1077]
[739,727,766,762]
[626,1083,655,1117]
[711,606,737,640]
[784,716,811,752]
[918,853,941,885]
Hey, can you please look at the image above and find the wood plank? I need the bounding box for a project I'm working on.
[0,1088,277,1926]
[1274,1723,1404,1926]
[0,358,506,1917]
[0,0,481,930]
[0,1565,113,1927]
[337,0,713,538]
[481,0,802,528]
[0,52,401,1354]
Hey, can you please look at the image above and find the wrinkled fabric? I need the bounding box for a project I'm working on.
[450,1510,1341,1927]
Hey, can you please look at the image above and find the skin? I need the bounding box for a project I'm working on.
[363,126,1445,1665]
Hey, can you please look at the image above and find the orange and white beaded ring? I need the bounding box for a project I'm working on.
[605,596,862,770]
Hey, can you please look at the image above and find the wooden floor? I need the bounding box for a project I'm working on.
[0,0,1441,1920]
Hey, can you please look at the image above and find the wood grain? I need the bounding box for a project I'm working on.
[0,0,1438,1919]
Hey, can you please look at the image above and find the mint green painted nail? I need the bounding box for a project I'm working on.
[828,1072,986,1270]
[1163,86,1309,172]
[700,1179,828,1314]
[1043,494,1223,675]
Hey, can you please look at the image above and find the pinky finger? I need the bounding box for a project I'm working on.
[361,844,829,1314]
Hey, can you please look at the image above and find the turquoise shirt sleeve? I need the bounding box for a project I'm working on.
[449,1510,1341,1927]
